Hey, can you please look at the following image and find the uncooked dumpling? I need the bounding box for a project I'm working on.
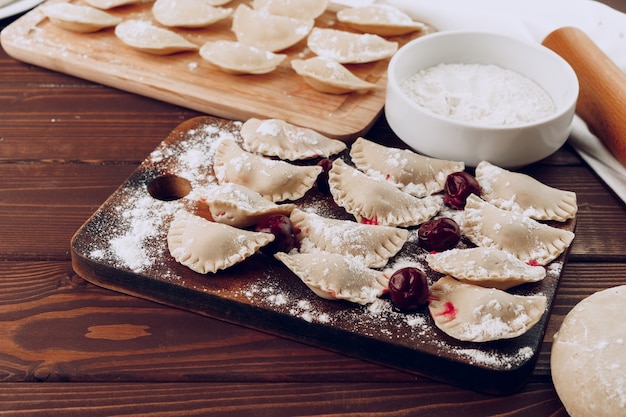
[240,118,346,160]
[290,208,408,268]
[167,210,274,274]
[328,158,442,227]
[41,3,122,33]
[82,0,144,10]
[426,247,546,290]
[196,183,295,228]
[336,4,426,36]
[115,20,198,55]
[231,4,314,52]
[350,137,464,197]
[251,0,328,19]
[475,161,577,222]
[291,57,377,94]
[213,139,322,202]
[152,0,232,28]
[462,194,575,265]
[307,27,398,64]
[199,41,286,75]
[429,276,547,342]
[275,251,388,305]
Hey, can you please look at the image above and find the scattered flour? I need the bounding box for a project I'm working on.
[456,346,534,368]
[87,121,240,274]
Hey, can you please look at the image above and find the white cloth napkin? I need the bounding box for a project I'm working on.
[333,0,626,203]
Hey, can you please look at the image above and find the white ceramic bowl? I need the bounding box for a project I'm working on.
[385,31,579,168]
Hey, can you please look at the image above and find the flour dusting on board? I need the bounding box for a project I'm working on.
[87,121,240,276]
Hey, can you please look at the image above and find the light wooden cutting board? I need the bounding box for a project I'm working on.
[0,0,432,139]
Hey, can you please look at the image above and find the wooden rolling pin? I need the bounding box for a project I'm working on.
[542,26,626,167]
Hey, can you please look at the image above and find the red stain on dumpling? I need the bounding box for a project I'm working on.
[361,216,379,225]
[435,301,458,320]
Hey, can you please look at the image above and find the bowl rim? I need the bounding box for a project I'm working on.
[386,30,580,131]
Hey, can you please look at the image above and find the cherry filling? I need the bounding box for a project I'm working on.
[361,216,379,225]
[418,217,461,252]
[388,267,429,312]
[316,158,333,193]
[434,301,458,320]
[254,214,297,254]
[443,171,481,209]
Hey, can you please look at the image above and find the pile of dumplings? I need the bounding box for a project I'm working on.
[164,116,577,343]
[39,0,427,94]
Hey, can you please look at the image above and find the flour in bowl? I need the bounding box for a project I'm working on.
[400,63,556,126]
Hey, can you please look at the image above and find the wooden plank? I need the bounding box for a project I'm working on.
[0,163,135,259]
[0,381,567,416]
[0,0,432,140]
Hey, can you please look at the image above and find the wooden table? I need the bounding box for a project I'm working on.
[1,1,625,415]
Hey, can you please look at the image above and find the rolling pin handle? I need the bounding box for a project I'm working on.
[542,26,626,167]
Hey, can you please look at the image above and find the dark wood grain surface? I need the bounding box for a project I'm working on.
[2,1,626,414]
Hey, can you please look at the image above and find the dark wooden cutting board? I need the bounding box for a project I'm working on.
[70,116,575,395]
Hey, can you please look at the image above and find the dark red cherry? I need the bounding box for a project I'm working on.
[418,217,461,252]
[444,171,481,209]
[254,214,296,254]
[388,267,429,312]
[316,158,333,193]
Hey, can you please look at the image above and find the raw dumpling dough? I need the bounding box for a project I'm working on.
[476,161,577,222]
[240,118,346,160]
[291,57,378,94]
[275,252,388,305]
[115,20,198,55]
[152,0,232,28]
[307,27,398,64]
[426,247,546,290]
[336,4,426,36]
[551,285,626,417]
[231,4,314,52]
[41,3,122,33]
[350,137,464,197]
[290,208,408,268]
[167,210,274,273]
[429,276,547,342]
[213,139,322,202]
[328,158,442,227]
[195,183,295,228]
[83,0,144,10]
[251,0,328,19]
[199,41,286,75]
[462,194,575,265]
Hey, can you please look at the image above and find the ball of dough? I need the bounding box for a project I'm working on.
[551,285,626,417]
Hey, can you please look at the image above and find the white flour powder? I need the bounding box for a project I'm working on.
[400,63,555,126]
